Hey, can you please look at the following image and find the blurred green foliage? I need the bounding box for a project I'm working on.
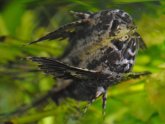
[0,0,165,124]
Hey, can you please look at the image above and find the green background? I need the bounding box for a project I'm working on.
[0,0,165,124]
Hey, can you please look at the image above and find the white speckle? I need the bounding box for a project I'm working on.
[116,59,134,65]
[121,12,127,17]
[77,20,82,23]
[124,64,130,71]
[94,12,101,19]
[84,13,90,18]
[114,9,120,13]
[115,60,120,64]
[128,48,136,56]
[92,99,96,102]
[122,59,129,64]
[129,59,134,64]
[108,20,114,31]
[133,42,136,46]
[123,59,129,64]
[105,60,108,63]
[96,86,105,97]
[103,67,112,74]
[98,86,105,93]
[107,12,112,15]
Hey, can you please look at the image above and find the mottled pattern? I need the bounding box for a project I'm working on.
[29,9,148,111]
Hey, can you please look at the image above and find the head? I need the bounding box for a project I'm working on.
[110,9,136,38]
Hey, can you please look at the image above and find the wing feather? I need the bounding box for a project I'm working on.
[28,19,91,45]
[29,57,98,80]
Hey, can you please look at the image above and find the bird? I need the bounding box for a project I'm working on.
[3,9,151,117]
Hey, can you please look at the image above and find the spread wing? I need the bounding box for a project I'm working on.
[29,57,150,80]
[29,57,99,80]
[28,18,92,45]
